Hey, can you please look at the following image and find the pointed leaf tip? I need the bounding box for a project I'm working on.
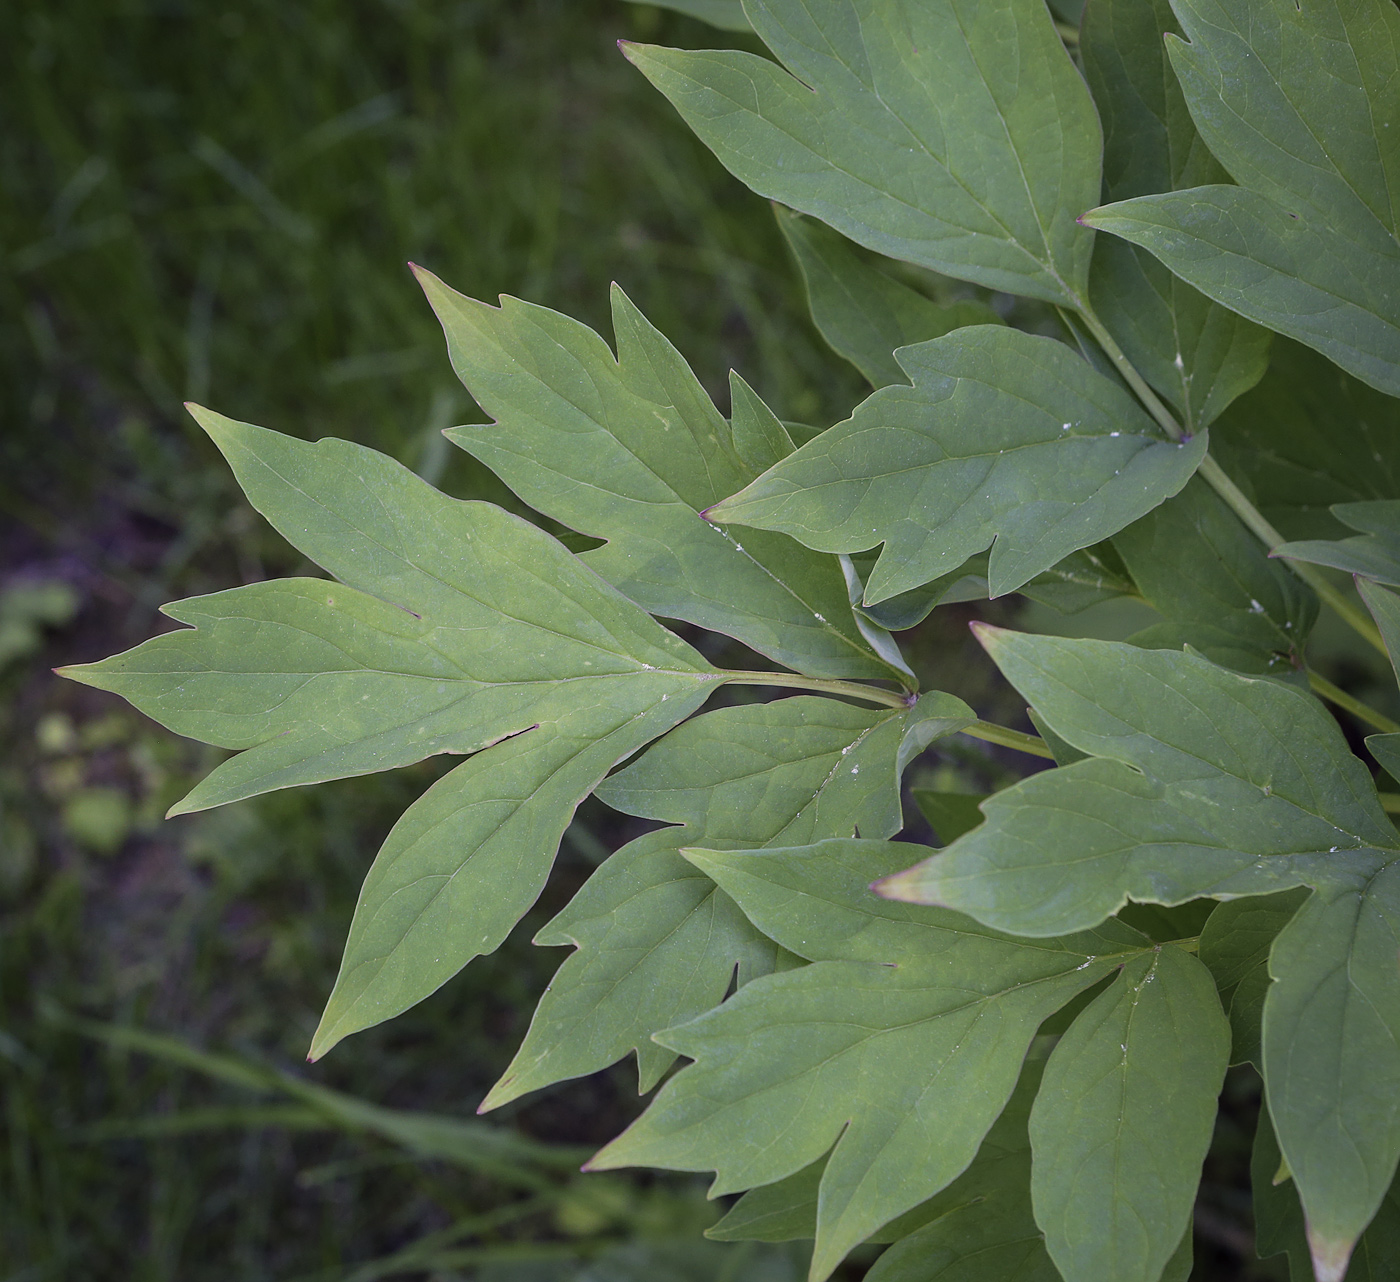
[1307,1230,1354,1282]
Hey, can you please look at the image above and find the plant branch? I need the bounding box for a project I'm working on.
[1308,671,1400,733]
[961,720,1055,759]
[1077,303,1389,657]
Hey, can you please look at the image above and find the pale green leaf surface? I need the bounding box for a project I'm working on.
[1198,888,1309,1067]
[623,0,1101,304]
[708,327,1207,602]
[1211,339,1400,541]
[1264,866,1400,1277]
[1255,1108,1400,1282]
[482,694,970,1108]
[863,1062,1059,1282]
[621,0,752,31]
[776,209,1000,389]
[1114,477,1317,675]
[59,412,732,1058]
[1081,0,1270,431]
[708,1157,826,1243]
[417,271,896,681]
[1029,946,1229,1282]
[1278,501,1400,588]
[62,413,717,815]
[1084,0,1400,395]
[591,840,1144,1280]
[310,702,709,1060]
[874,631,1400,1274]
[877,632,1397,935]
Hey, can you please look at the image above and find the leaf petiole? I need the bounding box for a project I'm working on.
[716,670,912,709]
[1307,671,1400,734]
[1076,304,1389,658]
[960,720,1055,759]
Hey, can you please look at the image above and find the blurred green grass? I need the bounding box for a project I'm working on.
[0,2,862,1277]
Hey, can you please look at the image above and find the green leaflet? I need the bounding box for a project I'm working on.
[1029,945,1229,1282]
[480,693,970,1107]
[589,840,1144,1281]
[1264,869,1400,1280]
[874,630,1400,1277]
[417,270,903,682]
[775,209,1001,390]
[1277,501,1400,588]
[1198,889,1309,1068]
[877,631,1397,934]
[707,327,1206,603]
[623,0,1101,305]
[861,1063,1061,1282]
[620,0,752,31]
[1254,1107,1400,1282]
[1083,0,1400,396]
[1081,0,1270,432]
[59,413,739,1059]
[1361,579,1400,688]
[911,790,985,846]
[1211,338,1400,541]
[1114,476,1317,675]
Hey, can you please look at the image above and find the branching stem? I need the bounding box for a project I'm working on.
[1076,304,1388,657]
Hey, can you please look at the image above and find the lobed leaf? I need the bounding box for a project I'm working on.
[1081,0,1271,432]
[590,840,1144,1280]
[776,208,1000,390]
[481,693,971,1107]
[876,630,1400,1277]
[1083,0,1400,395]
[623,0,1101,305]
[418,270,903,682]
[61,411,733,1058]
[708,326,1206,603]
[1029,945,1229,1282]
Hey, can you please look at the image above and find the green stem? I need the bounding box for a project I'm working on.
[961,720,1055,759]
[719,671,912,710]
[717,673,1056,759]
[1308,671,1400,733]
[1379,793,1400,816]
[1077,304,1388,658]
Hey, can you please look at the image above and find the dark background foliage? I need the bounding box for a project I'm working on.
[0,2,1310,1277]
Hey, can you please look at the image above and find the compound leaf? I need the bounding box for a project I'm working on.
[1083,0,1400,396]
[708,327,1206,603]
[776,209,1001,390]
[418,271,900,682]
[482,693,971,1107]
[624,0,1101,305]
[590,839,1144,1281]
[1029,945,1229,1282]
[60,411,728,1058]
[875,630,1400,1278]
[1081,0,1271,432]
